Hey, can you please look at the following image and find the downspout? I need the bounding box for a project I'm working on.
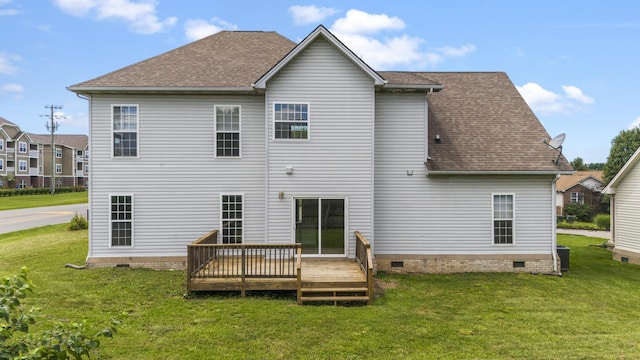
[551,174,559,273]
[264,93,269,244]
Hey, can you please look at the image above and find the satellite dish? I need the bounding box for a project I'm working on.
[547,133,566,149]
[543,133,566,165]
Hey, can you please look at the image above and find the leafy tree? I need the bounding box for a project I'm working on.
[0,268,121,359]
[570,157,588,171]
[586,162,604,170]
[603,127,640,184]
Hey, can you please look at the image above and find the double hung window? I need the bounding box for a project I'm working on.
[215,105,240,157]
[570,192,584,204]
[493,194,514,245]
[113,105,138,157]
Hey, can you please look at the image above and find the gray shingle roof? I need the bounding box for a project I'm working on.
[423,72,572,173]
[69,31,296,90]
[29,133,88,149]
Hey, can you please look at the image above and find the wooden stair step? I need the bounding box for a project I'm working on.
[300,296,370,302]
[301,287,368,293]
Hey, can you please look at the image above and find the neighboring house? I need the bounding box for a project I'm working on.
[0,116,88,189]
[68,25,573,274]
[603,147,640,264]
[556,171,604,215]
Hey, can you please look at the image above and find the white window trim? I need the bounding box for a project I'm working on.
[56,163,62,174]
[214,104,242,158]
[0,158,4,171]
[111,104,139,158]
[570,192,584,204]
[492,193,515,246]
[220,193,244,244]
[0,139,4,150]
[18,160,27,172]
[55,147,62,158]
[18,141,27,153]
[272,102,311,141]
[109,194,134,248]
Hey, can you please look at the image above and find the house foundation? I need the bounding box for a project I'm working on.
[86,256,187,270]
[612,248,640,265]
[375,254,556,274]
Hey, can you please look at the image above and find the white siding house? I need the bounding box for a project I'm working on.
[69,25,573,273]
[603,146,640,264]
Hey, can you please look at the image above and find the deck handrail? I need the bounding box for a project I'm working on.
[354,231,374,305]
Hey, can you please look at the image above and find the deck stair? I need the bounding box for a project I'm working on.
[299,285,370,305]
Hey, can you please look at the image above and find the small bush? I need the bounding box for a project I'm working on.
[595,214,611,230]
[557,221,600,230]
[564,203,594,222]
[69,213,88,230]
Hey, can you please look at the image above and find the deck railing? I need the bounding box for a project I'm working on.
[187,230,301,293]
[355,231,374,305]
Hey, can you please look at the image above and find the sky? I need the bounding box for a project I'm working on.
[1,1,639,164]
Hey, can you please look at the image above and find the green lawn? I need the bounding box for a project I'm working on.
[2,227,639,359]
[0,191,88,211]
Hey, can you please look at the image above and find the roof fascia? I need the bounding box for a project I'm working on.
[67,86,257,95]
[426,170,575,176]
[252,25,386,89]
[603,146,640,194]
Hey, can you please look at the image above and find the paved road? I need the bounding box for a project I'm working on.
[557,228,610,240]
[0,204,88,235]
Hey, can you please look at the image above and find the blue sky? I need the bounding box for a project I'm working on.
[1,1,639,163]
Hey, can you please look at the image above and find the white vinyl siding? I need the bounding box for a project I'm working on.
[265,37,375,256]
[374,93,555,255]
[612,163,640,253]
[87,95,265,259]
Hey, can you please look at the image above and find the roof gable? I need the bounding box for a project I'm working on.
[603,146,640,194]
[556,171,603,192]
[252,25,385,89]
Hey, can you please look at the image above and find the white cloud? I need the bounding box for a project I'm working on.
[184,18,237,42]
[1,83,24,93]
[54,0,177,34]
[629,117,640,129]
[0,0,18,16]
[0,52,20,74]
[332,9,405,35]
[327,9,475,70]
[289,5,339,25]
[562,85,594,104]
[516,82,594,115]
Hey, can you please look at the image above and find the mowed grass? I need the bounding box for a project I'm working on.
[0,191,88,210]
[2,228,640,359]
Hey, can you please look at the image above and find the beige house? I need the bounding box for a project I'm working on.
[0,116,88,189]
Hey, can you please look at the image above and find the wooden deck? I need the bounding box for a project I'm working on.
[187,230,374,304]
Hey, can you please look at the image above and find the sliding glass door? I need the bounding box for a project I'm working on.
[295,198,345,255]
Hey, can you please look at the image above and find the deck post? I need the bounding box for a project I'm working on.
[296,244,302,305]
[241,245,246,297]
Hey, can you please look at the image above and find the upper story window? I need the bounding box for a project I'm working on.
[111,195,133,247]
[18,142,27,153]
[274,103,309,139]
[570,192,584,204]
[0,139,3,150]
[112,105,138,157]
[56,164,62,174]
[55,148,62,158]
[0,159,3,170]
[492,194,514,245]
[18,160,27,172]
[215,105,240,157]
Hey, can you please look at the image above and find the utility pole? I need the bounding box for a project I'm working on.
[44,105,62,195]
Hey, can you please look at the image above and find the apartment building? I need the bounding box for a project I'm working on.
[0,116,88,188]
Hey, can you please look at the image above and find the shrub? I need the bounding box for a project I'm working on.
[595,213,611,230]
[564,203,594,222]
[0,268,121,359]
[69,214,88,230]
